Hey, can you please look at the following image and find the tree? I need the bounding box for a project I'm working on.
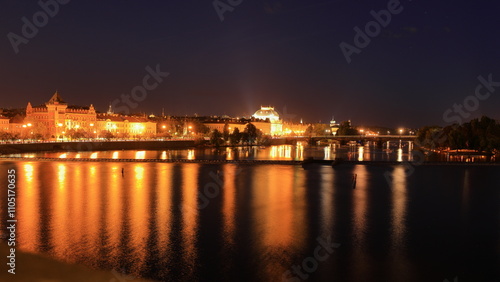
[337,121,358,135]
[244,123,259,145]
[210,129,223,147]
[67,128,88,140]
[313,123,330,136]
[229,127,241,145]
[416,116,500,152]
[223,121,230,142]
[100,130,115,140]
[305,125,313,137]
[191,120,210,136]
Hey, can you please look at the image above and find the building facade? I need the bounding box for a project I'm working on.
[21,92,156,140]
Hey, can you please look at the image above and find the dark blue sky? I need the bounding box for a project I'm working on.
[1,0,499,127]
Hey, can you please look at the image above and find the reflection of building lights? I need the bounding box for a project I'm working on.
[187,149,195,160]
[324,146,331,160]
[358,146,364,162]
[135,151,146,159]
[58,164,66,186]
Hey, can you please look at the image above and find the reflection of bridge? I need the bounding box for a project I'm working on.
[279,135,416,148]
[311,135,416,142]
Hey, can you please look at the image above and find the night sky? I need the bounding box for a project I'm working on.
[1,0,499,128]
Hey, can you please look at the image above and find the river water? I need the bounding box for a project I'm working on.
[0,146,499,281]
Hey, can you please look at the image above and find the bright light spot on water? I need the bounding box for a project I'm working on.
[187,149,195,160]
[135,151,146,159]
[135,165,144,181]
[358,146,364,162]
[24,163,34,182]
[58,164,66,186]
[324,146,331,160]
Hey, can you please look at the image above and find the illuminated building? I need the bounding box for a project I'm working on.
[22,92,156,139]
[252,106,283,135]
[97,114,156,138]
[25,92,97,139]
[203,121,246,133]
[203,106,310,137]
[0,116,9,132]
[281,122,309,136]
[330,117,340,136]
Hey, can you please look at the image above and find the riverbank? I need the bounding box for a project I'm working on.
[0,140,196,155]
[1,156,499,166]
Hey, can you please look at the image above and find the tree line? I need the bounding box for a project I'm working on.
[416,116,500,153]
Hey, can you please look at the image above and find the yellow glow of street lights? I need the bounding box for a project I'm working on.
[162,125,166,129]
[27,123,32,127]
[58,123,63,127]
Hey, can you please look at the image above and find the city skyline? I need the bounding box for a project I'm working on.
[1,1,499,127]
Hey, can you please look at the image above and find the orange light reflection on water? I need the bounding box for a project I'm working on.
[130,163,150,273]
[155,164,173,258]
[222,164,237,247]
[17,163,39,251]
[181,164,199,273]
[251,165,306,277]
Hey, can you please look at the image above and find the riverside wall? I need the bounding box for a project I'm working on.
[0,140,196,154]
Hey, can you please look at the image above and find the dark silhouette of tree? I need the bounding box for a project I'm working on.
[244,123,259,145]
[313,123,330,136]
[192,120,210,135]
[100,130,115,140]
[223,121,230,142]
[305,125,313,137]
[229,127,241,145]
[210,129,223,147]
[337,121,358,135]
[417,116,500,152]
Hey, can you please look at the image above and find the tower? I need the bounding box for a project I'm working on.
[107,103,114,115]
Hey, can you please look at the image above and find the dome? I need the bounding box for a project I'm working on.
[253,106,280,122]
